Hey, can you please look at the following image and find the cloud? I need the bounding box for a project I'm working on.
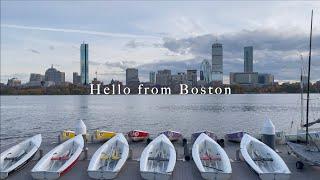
[172,16,208,36]
[89,61,102,66]
[125,40,146,48]
[49,45,55,50]
[124,40,163,49]
[98,71,125,76]
[104,60,137,71]
[163,29,320,56]
[134,51,320,83]
[2,24,160,39]
[88,60,137,69]
[86,60,139,82]
[159,28,320,81]
[28,49,40,54]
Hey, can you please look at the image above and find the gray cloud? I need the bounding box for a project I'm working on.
[104,60,137,71]
[163,29,320,55]
[28,49,40,54]
[125,40,146,48]
[135,53,320,82]
[98,71,125,76]
[125,39,162,49]
[89,60,137,69]
[139,58,200,72]
[159,28,320,81]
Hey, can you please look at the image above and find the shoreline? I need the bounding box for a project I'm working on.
[1,92,320,96]
[1,82,320,95]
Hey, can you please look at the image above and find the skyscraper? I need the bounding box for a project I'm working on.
[229,46,273,86]
[187,70,197,86]
[212,43,223,82]
[80,43,89,85]
[200,59,211,84]
[126,68,139,86]
[244,46,253,73]
[200,71,204,81]
[156,69,171,86]
[149,71,156,84]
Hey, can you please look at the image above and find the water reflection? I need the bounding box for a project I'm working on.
[0,94,319,148]
[78,95,89,119]
[241,105,256,112]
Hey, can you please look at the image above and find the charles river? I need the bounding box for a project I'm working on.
[1,94,319,148]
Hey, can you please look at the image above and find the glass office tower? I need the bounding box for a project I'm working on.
[212,43,223,83]
[244,46,253,73]
[200,59,211,84]
[80,43,89,85]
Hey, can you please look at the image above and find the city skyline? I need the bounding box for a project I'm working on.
[1,1,320,83]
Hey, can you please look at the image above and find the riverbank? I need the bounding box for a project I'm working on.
[1,83,319,95]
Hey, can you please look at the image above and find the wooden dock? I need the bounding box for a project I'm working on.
[4,139,320,180]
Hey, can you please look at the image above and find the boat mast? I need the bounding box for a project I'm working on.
[300,55,304,128]
[306,10,313,145]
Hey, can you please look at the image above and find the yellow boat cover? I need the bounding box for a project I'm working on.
[60,130,75,141]
[95,130,116,141]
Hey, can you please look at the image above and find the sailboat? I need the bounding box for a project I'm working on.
[88,133,129,179]
[241,134,291,180]
[285,54,306,142]
[31,135,84,179]
[140,134,176,180]
[285,54,320,143]
[0,134,42,179]
[192,133,232,180]
[287,10,320,169]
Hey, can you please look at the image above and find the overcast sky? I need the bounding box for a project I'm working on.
[1,1,319,83]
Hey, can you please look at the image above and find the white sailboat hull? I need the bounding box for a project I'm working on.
[31,135,84,179]
[287,142,320,166]
[88,133,129,179]
[192,133,232,180]
[140,134,176,180]
[240,134,291,180]
[0,134,42,179]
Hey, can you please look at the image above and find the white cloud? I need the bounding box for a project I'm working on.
[1,1,320,83]
[2,24,160,39]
